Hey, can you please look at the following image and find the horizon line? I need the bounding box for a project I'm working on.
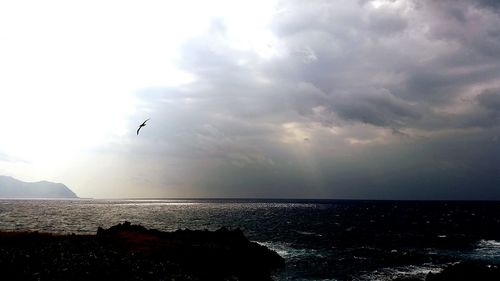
[2,197,500,202]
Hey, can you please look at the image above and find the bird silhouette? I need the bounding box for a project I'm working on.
[137,119,150,135]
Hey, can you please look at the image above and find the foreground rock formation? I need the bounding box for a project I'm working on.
[0,222,284,281]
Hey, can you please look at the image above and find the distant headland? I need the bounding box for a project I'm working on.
[0,175,78,199]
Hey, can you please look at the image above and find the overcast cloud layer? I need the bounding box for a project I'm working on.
[2,0,500,199]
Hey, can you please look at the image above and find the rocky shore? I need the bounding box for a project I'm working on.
[0,222,284,281]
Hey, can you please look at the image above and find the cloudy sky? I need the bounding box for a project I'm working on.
[1,0,500,199]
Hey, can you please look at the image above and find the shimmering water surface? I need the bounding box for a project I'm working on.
[1,199,500,280]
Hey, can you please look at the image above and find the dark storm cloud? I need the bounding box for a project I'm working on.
[131,0,500,198]
[331,135,500,200]
[423,1,500,59]
[273,0,500,129]
[329,88,421,127]
[477,88,500,111]
[458,88,500,128]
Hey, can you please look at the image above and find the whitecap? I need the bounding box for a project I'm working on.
[469,239,500,262]
[295,230,322,237]
[477,239,500,247]
[256,241,324,259]
[354,263,445,281]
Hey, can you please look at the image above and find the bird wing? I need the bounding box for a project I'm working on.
[137,118,150,135]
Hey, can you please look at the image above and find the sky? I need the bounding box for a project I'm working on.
[0,0,500,199]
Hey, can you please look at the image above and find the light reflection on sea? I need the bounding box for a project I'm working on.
[0,199,320,234]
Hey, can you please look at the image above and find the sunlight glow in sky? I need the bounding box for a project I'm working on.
[0,0,276,176]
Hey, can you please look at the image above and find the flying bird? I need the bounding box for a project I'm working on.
[137,119,150,135]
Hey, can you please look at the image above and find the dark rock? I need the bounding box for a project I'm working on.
[0,222,284,281]
[96,222,284,281]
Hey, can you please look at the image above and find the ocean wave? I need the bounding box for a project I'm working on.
[272,269,340,281]
[354,263,445,281]
[438,239,500,262]
[256,241,324,259]
[294,230,323,237]
[477,239,500,248]
[469,239,500,262]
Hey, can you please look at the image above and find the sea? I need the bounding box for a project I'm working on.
[0,199,500,281]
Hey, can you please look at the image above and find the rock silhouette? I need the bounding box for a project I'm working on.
[0,222,284,281]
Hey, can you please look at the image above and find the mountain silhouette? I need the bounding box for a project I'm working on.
[0,176,78,198]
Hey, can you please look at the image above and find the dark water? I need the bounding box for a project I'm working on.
[1,199,500,280]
